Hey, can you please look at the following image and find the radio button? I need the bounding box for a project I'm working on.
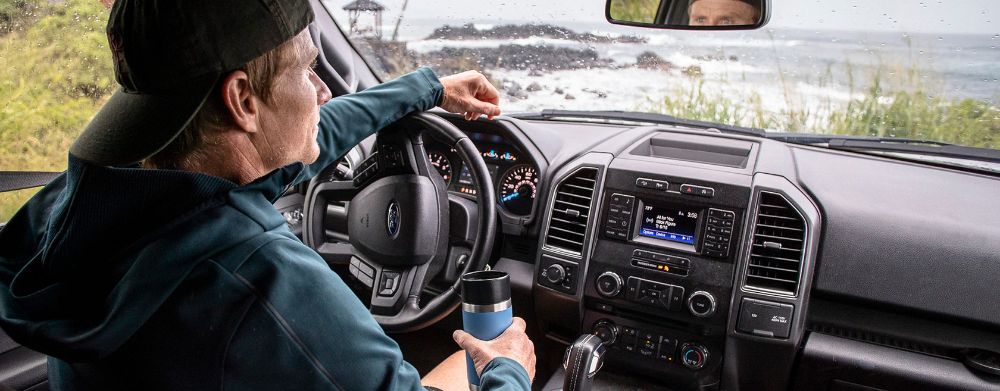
[705,233,723,242]
[636,178,669,191]
[657,337,677,361]
[709,208,736,219]
[705,250,726,258]
[667,285,685,310]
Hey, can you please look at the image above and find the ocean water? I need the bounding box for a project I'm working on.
[341,16,1000,122]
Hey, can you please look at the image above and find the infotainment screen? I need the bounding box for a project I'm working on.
[638,204,700,245]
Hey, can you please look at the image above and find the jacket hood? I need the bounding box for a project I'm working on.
[0,155,304,361]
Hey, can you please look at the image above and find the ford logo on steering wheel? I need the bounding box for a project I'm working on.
[386,201,400,237]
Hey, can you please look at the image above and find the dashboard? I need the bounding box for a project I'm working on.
[308,112,1000,391]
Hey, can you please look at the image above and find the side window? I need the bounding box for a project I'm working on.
[0,0,113,221]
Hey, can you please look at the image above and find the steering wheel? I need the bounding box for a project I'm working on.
[303,112,496,333]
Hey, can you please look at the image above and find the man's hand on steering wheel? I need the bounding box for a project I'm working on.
[439,71,502,121]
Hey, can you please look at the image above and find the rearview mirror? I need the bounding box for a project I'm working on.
[606,0,769,30]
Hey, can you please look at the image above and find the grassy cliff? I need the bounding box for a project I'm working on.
[0,0,113,220]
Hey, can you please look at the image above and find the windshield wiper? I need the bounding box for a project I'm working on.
[511,110,766,138]
[767,133,1000,164]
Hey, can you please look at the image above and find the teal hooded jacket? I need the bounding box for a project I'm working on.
[0,68,530,391]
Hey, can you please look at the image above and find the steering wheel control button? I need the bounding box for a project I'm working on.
[378,271,402,297]
[687,291,717,318]
[737,298,795,339]
[680,344,709,370]
[595,272,623,297]
[349,257,376,288]
[680,184,715,198]
[352,155,380,186]
[545,264,566,284]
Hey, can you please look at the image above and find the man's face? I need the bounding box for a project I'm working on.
[255,29,332,168]
[689,0,758,26]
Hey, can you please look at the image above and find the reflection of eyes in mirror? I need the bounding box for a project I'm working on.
[688,0,760,26]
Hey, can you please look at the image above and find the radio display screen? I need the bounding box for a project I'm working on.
[638,204,700,245]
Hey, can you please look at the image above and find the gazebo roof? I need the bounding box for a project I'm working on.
[342,0,385,11]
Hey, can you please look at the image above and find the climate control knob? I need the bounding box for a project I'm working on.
[591,320,618,345]
[680,343,709,370]
[595,272,623,297]
[545,264,566,284]
[687,291,717,318]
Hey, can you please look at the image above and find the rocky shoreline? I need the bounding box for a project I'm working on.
[354,23,729,100]
[425,23,647,44]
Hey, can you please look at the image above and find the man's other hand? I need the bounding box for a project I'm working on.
[452,317,536,381]
[439,70,502,121]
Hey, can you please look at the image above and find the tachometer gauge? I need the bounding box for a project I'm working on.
[427,151,453,184]
[498,165,539,215]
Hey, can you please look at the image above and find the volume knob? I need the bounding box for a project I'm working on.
[687,291,717,318]
[595,272,623,297]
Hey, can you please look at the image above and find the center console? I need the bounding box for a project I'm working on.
[577,164,751,389]
[534,130,758,390]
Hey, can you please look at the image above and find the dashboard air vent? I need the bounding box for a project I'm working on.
[544,168,599,255]
[745,192,806,295]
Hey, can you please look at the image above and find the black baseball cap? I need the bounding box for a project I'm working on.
[70,0,315,166]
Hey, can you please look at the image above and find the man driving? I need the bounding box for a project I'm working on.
[0,0,534,390]
[688,0,760,26]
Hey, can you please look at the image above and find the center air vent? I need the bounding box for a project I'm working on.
[744,192,806,295]
[544,168,599,255]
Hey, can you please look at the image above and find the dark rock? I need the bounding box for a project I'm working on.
[426,23,647,44]
[420,44,613,72]
[554,87,564,94]
[635,51,673,71]
[503,80,528,99]
[526,82,542,92]
[565,94,576,100]
[528,69,545,76]
[583,88,607,98]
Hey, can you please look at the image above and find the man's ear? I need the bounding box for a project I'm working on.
[220,70,260,133]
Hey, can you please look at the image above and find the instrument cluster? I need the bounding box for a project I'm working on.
[426,132,539,216]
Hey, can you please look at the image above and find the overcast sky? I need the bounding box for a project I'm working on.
[325,0,998,35]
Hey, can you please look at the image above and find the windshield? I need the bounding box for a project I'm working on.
[323,0,999,152]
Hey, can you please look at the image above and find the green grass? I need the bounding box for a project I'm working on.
[0,0,113,220]
[609,0,661,24]
[643,57,1000,150]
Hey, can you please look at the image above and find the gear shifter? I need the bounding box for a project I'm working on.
[562,334,606,391]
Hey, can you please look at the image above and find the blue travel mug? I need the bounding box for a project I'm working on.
[461,270,513,390]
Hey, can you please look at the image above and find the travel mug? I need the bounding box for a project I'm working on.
[461,270,513,390]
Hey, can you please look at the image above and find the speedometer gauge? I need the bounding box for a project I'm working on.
[498,165,539,215]
[427,152,453,184]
